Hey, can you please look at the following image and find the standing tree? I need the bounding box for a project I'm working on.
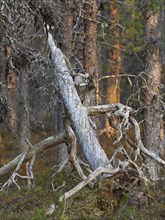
[144,3,163,179]
[102,0,121,138]
[106,0,120,127]
[83,0,98,107]
[1,2,17,134]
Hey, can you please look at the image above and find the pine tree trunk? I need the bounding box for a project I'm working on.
[106,1,120,128]
[83,0,98,107]
[144,8,163,179]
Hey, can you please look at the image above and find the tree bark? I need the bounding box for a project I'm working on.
[18,70,30,152]
[54,98,69,164]
[2,2,17,134]
[60,0,74,59]
[144,7,163,179]
[83,0,98,106]
[106,1,120,128]
[54,0,74,165]
[47,30,111,171]
[0,43,5,143]
[4,44,17,134]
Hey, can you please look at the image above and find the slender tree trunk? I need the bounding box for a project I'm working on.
[83,0,98,106]
[106,1,120,128]
[0,45,4,143]
[144,8,163,179]
[60,0,74,59]
[1,2,17,135]
[5,45,17,134]
[54,98,68,164]
[18,71,30,152]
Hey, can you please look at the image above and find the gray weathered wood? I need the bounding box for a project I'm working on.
[0,132,66,177]
[47,30,111,171]
[87,103,129,115]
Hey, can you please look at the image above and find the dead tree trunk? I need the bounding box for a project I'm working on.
[47,30,111,171]
[54,0,74,165]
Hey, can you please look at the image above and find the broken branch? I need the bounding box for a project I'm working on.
[0,132,66,177]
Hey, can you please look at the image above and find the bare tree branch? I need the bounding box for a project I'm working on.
[60,161,129,201]
[130,117,165,166]
[0,132,66,177]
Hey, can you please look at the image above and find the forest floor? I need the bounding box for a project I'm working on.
[0,132,165,220]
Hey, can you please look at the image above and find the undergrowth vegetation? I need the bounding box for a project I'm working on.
[0,167,165,220]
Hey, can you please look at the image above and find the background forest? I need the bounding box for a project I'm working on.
[0,0,165,219]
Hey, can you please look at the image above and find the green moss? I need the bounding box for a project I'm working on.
[0,168,165,220]
[31,207,44,220]
[146,0,163,11]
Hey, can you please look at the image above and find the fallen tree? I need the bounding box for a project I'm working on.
[47,27,111,171]
[1,26,165,196]
[46,32,165,198]
[1,102,164,187]
[0,103,132,180]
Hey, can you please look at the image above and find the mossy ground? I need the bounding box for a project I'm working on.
[0,131,165,219]
[0,165,165,220]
